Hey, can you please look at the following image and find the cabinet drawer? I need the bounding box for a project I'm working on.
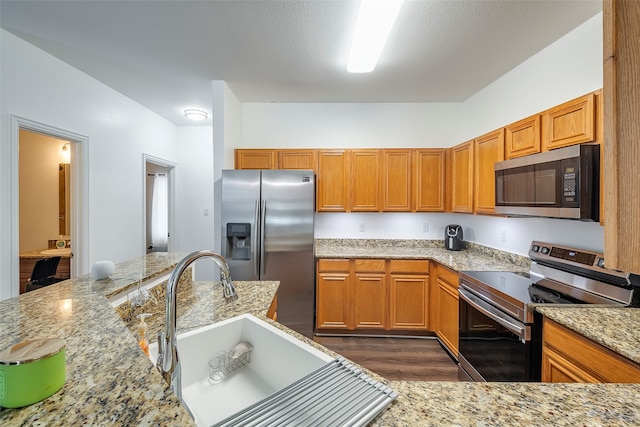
[436,264,458,287]
[317,259,350,272]
[543,318,640,383]
[389,259,429,274]
[354,259,386,273]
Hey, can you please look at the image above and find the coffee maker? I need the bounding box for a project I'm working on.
[445,224,464,251]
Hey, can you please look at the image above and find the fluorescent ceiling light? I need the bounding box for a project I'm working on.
[347,0,404,73]
[184,109,208,121]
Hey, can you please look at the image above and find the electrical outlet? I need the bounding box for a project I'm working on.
[203,209,209,216]
[500,229,507,242]
[422,222,429,233]
[359,222,366,232]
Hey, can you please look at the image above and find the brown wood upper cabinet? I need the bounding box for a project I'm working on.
[505,114,541,159]
[414,149,446,212]
[317,150,350,212]
[235,149,316,171]
[278,149,317,171]
[351,150,381,212]
[603,0,640,272]
[382,149,412,211]
[235,149,276,169]
[541,92,596,151]
[474,129,505,215]
[451,140,474,213]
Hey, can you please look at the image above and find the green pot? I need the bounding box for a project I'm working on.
[0,338,66,408]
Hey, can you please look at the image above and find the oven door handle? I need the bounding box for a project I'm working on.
[459,287,529,342]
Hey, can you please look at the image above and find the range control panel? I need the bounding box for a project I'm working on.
[530,241,602,268]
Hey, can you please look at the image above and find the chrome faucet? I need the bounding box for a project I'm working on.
[156,250,237,400]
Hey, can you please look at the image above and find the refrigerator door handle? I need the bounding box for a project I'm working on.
[253,200,260,276]
[260,200,267,276]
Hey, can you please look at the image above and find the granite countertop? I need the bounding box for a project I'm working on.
[2,249,640,426]
[315,238,530,273]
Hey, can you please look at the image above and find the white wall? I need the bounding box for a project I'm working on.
[241,13,606,257]
[0,29,180,300]
[175,126,215,276]
[242,103,463,149]
[460,13,603,141]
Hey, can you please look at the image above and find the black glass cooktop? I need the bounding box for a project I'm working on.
[459,270,583,306]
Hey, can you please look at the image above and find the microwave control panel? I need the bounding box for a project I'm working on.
[562,157,579,206]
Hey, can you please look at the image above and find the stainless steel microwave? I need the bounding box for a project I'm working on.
[494,144,600,221]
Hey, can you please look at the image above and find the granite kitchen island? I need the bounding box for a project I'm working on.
[1,251,639,426]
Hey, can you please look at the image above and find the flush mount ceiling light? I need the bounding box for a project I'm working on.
[184,109,208,121]
[347,0,404,73]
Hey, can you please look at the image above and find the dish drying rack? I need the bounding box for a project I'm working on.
[209,342,253,384]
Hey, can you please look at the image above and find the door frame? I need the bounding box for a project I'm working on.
[9,115,89,298]
[143,154,176,254]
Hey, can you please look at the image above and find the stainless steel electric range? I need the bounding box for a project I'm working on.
[458,240,639,382]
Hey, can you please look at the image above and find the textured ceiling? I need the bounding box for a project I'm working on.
[0,1,602,125]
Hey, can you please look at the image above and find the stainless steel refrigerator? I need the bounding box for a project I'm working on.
[221,169,315,337]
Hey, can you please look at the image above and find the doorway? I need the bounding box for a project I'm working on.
[144,155,175,254]
[8,115,89,299]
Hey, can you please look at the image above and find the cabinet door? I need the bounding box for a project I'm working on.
[414,149,446,212]
[474,129,504,214]
[541,345,600,383]
[235,149,276,169]
[542,92,595,151]
[382,149,412,211]
[278,149,317,172]
[316,272,352,330]
[435,265,459,358]
[351,150,381,211]
[541,317,640,383]
[505,115,541,159]
[353,259,387,329]
[317,150,350,212]
[451,141,474,213]
[353,273,387,329]
[389,274,429,330]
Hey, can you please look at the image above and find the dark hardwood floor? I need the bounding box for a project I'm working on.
[313,335,459,381]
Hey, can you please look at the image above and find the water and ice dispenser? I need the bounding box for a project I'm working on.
[226,223,251,260]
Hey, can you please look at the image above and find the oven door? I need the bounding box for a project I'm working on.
[458,286,532,382]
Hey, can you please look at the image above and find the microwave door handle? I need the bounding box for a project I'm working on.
[459,287,528,342]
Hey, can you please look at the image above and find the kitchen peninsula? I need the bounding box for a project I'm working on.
[1,251,639,426]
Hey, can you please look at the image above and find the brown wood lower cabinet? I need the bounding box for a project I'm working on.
[353,259,387,329]
[389,260,429,330]
[432,263,459,358]
[541,317,640,383]
[316,259,352,330]
[316,258,430,333]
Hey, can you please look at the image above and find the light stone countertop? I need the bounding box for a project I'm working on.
[2,249,640,426]
[315,238,530,273]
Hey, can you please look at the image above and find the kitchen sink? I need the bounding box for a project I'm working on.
[148,313,334,426]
